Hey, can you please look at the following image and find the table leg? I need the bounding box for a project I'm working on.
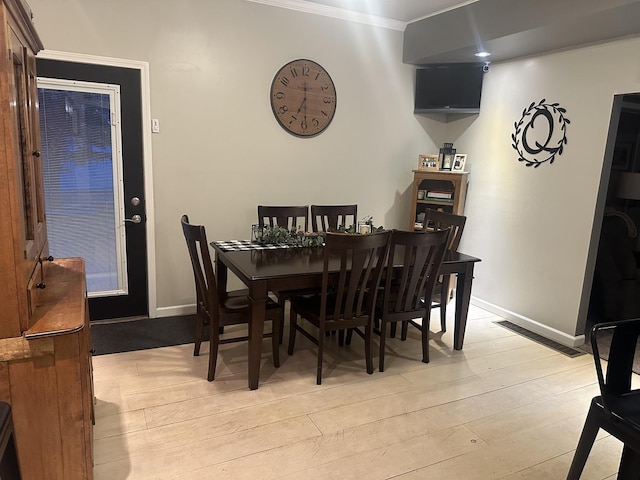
[453,262,475,350]
[248,281,267,390]
[215,253,228,300]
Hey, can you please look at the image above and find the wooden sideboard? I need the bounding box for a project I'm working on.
[0,259,94,479]
[0,1,94,478]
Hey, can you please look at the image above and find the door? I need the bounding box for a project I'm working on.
[36,59,147,320]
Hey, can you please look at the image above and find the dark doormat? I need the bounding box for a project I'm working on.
[90,315,198,355]
[494,320,586,358]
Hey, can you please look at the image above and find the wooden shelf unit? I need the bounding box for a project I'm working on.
[409,169,469,231]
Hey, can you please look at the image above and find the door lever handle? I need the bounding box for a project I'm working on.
[124,214,142,224]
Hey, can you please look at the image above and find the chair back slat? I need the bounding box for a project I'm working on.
[258,205,309,232]
[311,204,357,232]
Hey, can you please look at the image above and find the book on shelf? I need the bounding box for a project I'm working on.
[426,190,453,199]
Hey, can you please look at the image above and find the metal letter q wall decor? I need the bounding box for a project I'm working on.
[511,99,570,168]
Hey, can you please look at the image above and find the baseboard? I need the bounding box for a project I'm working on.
[471,297,586,348]
[154,303,196,318]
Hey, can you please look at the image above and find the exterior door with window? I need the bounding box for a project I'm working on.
[37,60,147,320]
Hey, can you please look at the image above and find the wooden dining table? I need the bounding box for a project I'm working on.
[211,240,481,390]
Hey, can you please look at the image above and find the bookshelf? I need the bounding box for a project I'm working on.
[409,170,469,231]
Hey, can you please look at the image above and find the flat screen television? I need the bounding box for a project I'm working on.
[414,63,485,114]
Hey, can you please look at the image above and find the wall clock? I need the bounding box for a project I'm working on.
[270,59,337,137]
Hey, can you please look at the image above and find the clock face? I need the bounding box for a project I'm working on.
[270,59,337,137]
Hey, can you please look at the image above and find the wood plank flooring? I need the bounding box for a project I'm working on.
[91,305,627,479]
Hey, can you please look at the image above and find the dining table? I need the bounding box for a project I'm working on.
[211,239,481,390]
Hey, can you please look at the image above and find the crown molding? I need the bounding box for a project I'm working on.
[244,0,407,31]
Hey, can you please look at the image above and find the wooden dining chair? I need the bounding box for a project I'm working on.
[181,215,283,381]
[567,318,640,479]
[375,229,449,370]
[257,205,309,232]
[310,204,357,232]
[288,230,392,384]
[422,209,467,332]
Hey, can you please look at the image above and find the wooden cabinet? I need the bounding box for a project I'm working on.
[408,169,469,231]
[0,0,47,337]
[0,2,94,478]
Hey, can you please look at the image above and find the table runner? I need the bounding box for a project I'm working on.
[212,240,295,252]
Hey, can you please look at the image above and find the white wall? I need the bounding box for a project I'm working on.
[28,0,446,315]
[449,38,640,343]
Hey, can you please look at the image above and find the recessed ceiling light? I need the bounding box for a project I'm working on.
[475,51,491,58]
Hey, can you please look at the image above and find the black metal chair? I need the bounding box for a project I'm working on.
[376,229,450,371]
[566,318,640,479]
[181,215,283,381]
[288,230,391,384]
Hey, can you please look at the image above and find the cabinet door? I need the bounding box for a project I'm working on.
[8,28,46,331]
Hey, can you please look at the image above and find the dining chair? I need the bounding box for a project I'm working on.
[288,230,392,384]
[566,318,640,479]
[257,205,309,232]
[181,215,283,381]
[310,204,358,232]
[421,209,467,332]
[375,229,450,371]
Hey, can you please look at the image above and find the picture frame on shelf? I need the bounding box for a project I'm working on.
[440,153,454,171]
[452,154,467,171]
[418,154,439,171]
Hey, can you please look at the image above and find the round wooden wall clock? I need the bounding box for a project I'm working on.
[270,59,337,137]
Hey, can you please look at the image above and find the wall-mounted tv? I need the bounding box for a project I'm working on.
[414,63,485,114]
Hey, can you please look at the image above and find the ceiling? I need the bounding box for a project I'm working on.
[252,0,640,65]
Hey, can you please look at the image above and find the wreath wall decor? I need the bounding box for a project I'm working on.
[511,99,570,168]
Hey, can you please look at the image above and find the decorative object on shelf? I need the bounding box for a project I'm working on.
[512,98,570,168]
[439,143,456,171]
[418,154,439,171]
[270,59,337,138]
[452,154,467,171]
[417,190,426,200]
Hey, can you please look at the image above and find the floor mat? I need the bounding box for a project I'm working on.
[494,320,586,358]
[90,315,198,355]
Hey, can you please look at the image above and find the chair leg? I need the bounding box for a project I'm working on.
[440,276,449,332]
[317,327,325,385]
[390,322,397,338]
[271,314,281,368]
[401,320,409,341]
[365,321,374,375]
[193,310,204,357]
[287,308,298,355]
[339,329,346,346]
[379,320,388,372]
[617,444,640,480]
[207,320,220,381]
[566,406,601,480]
[421,309,431,363]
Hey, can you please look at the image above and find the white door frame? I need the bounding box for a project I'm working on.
[37,49,157,318]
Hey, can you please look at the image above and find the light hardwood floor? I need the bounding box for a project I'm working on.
[92,305,628,479]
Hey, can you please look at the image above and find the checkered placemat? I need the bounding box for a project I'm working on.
[212,240,293,251]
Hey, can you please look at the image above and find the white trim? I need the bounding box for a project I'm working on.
[471,297,586,348]
[37,49,158,318]
[155,304,196,318]
[245,0,407,31]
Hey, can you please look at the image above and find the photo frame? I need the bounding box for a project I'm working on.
[440,153,454,171]
[452,154,467,172]
[418,154,439,171]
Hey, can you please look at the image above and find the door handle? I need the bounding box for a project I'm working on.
[124,214,142,224]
